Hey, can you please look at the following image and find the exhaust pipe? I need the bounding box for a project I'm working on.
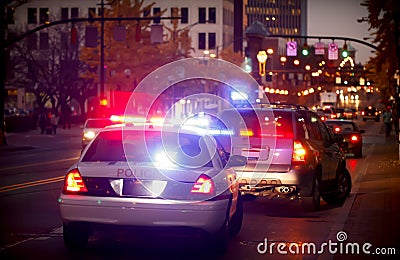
[279,187,290,193]
[275,186,294,195]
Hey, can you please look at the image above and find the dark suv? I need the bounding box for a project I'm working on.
[218,104,352,211]
[361,106,380,122]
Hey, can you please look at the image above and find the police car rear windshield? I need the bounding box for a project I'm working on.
[82,130,213,168]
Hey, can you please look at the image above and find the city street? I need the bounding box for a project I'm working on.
[0,118,398,259]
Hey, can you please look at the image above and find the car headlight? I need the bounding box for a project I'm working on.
[83,131,96,140]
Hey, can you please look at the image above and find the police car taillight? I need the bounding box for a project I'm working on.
[63,169,88,193]
[191,174,215,194]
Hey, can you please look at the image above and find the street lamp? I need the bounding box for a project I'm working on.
[257,50,268,76]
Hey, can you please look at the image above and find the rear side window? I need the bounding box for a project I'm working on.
[317,120,331,143]
[295,112,308,139]
[305,112,322,141]
[219,109,293,138]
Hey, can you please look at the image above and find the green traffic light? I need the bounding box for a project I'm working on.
[341,50,349,58]
[302,48,309,56]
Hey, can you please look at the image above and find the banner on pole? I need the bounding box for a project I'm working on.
[286,41,297,56]
[314,42,325,55]
[328,43,338,60]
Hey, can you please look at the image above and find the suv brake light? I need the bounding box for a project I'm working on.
[350,135,359,143]
[191,174,215,194]
[63,169,88,193]
[292,140,306,164]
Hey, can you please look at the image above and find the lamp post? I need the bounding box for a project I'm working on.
[257,50,268,77]
[99,0,105,101]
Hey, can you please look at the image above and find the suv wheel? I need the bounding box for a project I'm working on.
[63,223,90,250]
[322,169,352,205]
[302,176,320,211]
[353,147,362,158]
[228,194,243,237]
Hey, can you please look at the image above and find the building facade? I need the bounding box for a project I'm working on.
[5,0,236,113]
[142,0,235,58]
[245,0,307,40]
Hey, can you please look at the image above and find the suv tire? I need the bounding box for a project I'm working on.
[322,169,352,205]
[228,194,243,237]
[354,147,362,158]
[302,176,320,211]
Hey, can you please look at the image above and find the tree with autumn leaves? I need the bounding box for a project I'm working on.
[361,0,400,102]
[79,0,194,93]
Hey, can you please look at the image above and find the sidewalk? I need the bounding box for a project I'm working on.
[0,124,82,153]
[336,133,400,258]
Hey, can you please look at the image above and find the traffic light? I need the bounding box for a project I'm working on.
[301,42,310,56]
[341,43,349,58]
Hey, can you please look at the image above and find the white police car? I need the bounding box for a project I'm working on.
[59,123,246,250]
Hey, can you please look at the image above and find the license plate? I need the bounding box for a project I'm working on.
[122,179,166,197]
[241,148,269,161]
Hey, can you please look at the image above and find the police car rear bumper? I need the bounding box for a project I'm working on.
[59,195,229,234]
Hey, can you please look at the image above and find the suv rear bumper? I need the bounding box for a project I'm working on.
[237,169,315,198]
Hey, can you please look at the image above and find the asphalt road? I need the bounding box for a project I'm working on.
[0,119,398,259]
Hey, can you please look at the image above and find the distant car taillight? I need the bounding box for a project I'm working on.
[292,140,306,164]
[63,169,88,193]
[350,135,360,143]
[191,174,215,194]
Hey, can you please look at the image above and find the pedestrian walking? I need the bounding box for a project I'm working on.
[383,107,392,137]
[51,112,60,135]
[61,104,72,129]
[39,111,47,134]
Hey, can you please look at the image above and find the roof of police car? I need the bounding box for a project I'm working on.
[100,122,210,135]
